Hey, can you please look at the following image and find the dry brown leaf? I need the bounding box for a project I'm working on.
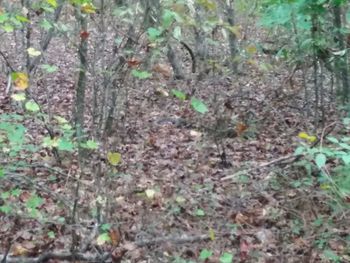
[235,122,248,136]
[11,243,29,256]
[152,63,172,79]
[127,58,142,68]
[109,228,121,247]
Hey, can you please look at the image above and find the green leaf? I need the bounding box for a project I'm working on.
[171,89,187,101]
[0,167,4,178]
[343,117,350,126]
[147,27,162,41]
[191,97,208,114]
[81,139,99,149]
[0,205,12,214]
[25,101,40,112]
[322,249,340,261]
[57,138,74,151]
[1,191,10,199]
[294,146,305,155]
[11,188,21,197]
[26,194,43,209]
[219,252,234,263]
[199,249,213,261]
[173,26,182,40]
[315,153,326,168]
[195,208,205,217]
[96,233,111,245]
[48,231,55,238]
[131,69,152,79]
[40,19,53,30]
[341,155,350,165]
[0,13,9,23]
[43,137,58,148]
[15,15,30,23]
[41,64,58,73]
[327,136,339,144]
[339,143,350,150]
[2,24,14,32]
[162,9,175,29]
[101,223,111,231]
[11,93,26,102]
[46,0,57,8]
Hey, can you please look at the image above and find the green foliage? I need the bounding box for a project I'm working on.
[296,120,350,204]
[171,89,187,101]
[322,249,341,262]
[0,92,99,218]
[219,252,234,263]
[171,89,209,114]
[199,249,213,260]
[190,98,208,114]
[131,69,152,79]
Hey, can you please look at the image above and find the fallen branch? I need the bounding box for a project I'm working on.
[0,251,110,263]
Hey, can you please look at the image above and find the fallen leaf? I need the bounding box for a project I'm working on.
[127,58,142,68]
[80,31,90,40]
[109,228,121,246]
[27,47,41,57]
[107,152,122,166]
[11,243,29,256]
[152,63,172,79]
[81,3,96,14]
[145,189,156,199]
[96,233,110,246]
[239,239,251,261]
[12,72,29,90]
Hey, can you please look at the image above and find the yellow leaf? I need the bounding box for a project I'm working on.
[246,44,257,55]
[107,152,121,166]
[226,25,241,38]
[12,72,29,90]
[247,59,257,66]
[81,3,96,14]
[320,183,331,190]
[53,115,68,124]
[308,135,317,142]
[298,132,317,143]
[209,228,215,241]
[298,132,309,140]
[145,189,156,199]
[175,196,186,204]
[27,47,41,57]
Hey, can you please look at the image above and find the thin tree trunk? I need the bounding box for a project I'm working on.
[74,11,88,141]
[225,0,238,73]
[333,4,349,103]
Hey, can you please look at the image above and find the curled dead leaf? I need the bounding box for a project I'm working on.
[109,227,121,247]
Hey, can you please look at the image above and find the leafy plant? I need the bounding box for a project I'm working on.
[295,123,350,204]
[172,89,209,114]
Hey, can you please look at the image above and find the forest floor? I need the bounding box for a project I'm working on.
[0,19,350,263]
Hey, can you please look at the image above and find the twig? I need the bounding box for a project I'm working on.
[0,50,15,72]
